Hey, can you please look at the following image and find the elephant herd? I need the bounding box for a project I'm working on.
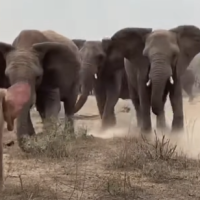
[1,25,200,151]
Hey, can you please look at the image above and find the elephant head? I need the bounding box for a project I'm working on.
[0,39,78,141]
[74,41,107,113]
[103,26,200,115]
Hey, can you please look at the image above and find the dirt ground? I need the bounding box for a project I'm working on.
[1,94,200,199]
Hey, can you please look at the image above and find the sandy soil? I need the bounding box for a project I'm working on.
[1,94,200,199]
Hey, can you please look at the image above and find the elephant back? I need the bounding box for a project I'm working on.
[42,30,79,52]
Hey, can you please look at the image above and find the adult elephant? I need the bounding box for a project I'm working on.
[103,25,200,133]
[0,29,81,149]
[74,40,129,129]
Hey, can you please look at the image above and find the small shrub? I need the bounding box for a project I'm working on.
[20,119,92,159]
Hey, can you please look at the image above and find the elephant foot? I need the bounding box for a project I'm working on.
[171,127,184,133]
[140,126,152,134]
[136,119,142,128]
[156,121,167,132]
[140,118,152,134]
[17,135,32,153]
[64,118,75,136]
[101,116,116,130]
[171,117,184,133]
[16,128,36,141]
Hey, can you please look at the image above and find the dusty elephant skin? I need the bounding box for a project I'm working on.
[103,25,200,133]
[0,30,81,150]
[73,40,129,129]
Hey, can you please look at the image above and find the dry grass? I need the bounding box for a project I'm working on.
[1,119,200,200]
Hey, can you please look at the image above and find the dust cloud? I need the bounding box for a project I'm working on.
[84,96,200,160]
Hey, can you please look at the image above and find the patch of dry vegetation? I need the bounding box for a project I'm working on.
[1,121,200,199]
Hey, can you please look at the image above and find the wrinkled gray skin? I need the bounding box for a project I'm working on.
[0,30,81,149]
[73,40,129,129]
[103,25,200,133]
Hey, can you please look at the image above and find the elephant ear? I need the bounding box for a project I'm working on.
[32,42,80,85]
[170,25,200,77]
[32,41,79,64]
[102,37,112,52]
[72,39,86,50]
[0,42,14,57]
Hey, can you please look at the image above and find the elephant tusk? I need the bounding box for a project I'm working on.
[94,74,98,79]
[146,79,151,87]
[169,76,174,84]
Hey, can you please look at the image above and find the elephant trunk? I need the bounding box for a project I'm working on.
[148,62,173,115]
[7,71,35,147]
[74,65,96,113]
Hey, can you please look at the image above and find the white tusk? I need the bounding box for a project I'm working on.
[94,74,98,79]
[146,79,151,87]
[169,76,174,84]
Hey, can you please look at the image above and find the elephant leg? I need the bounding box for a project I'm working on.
[169,80,184,132]
[102,93,118,129]
[44,88,61,118]
[35,92,45,122]
[182,81,194,102]
[16,109,36,150]
[128,82,141,127]
[131,91,141,128]
[101,72,122,129]
[38,88,61,132]
[63,90,78,135]
[94,80,106,118]
[138,81,151,133]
